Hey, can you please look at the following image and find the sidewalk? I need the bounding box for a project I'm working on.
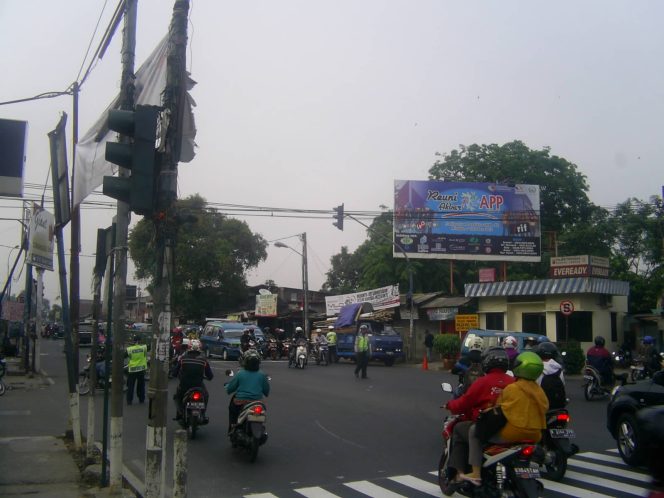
[0,357,136,497]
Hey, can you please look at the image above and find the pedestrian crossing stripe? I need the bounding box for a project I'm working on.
[244,450,655,498]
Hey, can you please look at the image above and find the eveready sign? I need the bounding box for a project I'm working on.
[550,265,610,278]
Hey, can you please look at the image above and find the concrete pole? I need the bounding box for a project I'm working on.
[34,268,43,373]
[301,233,309,338]
[109,0,137,491]
[173,430,187,498]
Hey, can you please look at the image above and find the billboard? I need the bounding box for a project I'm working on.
[394,180,541,262]
[0,118,27,197]
[325,284,400,316]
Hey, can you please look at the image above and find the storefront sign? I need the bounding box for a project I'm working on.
[550,254,610,278]
[427,307,458,321]
[455,314,479,332]
[479,268,496,283]
[255,293,277,317]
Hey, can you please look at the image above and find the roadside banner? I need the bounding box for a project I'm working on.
[325,284,400,316]
[26,205,55,271]
[255,294,277,317]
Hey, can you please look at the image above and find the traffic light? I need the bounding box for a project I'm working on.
[333,203,344,231]
[103,105,160,216]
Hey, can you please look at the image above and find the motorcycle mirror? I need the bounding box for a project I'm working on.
[441,382,453,393]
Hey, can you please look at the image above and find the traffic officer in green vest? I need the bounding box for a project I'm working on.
[126,334,148,405]
[326,325,338,364]
[354,324,371,379]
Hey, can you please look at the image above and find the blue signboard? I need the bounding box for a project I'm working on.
[393,180,541,261]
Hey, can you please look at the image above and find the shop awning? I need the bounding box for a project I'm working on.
[465,277,629,297]
[420,296,473,309]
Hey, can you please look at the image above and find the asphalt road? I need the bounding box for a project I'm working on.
[3,339,622,497]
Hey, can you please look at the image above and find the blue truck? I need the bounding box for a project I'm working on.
[331,302,404,367]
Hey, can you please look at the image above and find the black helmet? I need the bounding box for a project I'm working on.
[481,346,509,373]
[536,341,559,360]
[594,336,605,347]
[243,350,261,371]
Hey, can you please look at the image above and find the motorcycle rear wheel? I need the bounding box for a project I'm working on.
[249,438,259,463]
[544,447,568,481]
[78,375,91,396]
[0,380,5,396]
[583,381,595,401]
[189,418,198,440]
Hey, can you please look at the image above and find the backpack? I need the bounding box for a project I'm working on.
[540,369,566,409]
[463,361,484,389]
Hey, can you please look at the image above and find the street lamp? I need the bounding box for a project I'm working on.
[274,233,309,338]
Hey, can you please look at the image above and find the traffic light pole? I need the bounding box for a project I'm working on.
[109,0,136,491]
[145,2,190,496]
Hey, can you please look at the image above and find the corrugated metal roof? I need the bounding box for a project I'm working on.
[400,292,442,305]
[420,296,473,309]
[464,278,629,297]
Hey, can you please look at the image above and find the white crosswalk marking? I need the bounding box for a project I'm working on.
[388,475,441,496]
[344,481,407,497]
[295,487,342,498]
[244,450,653,498]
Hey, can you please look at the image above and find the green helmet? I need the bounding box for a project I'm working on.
[513,351,544,380]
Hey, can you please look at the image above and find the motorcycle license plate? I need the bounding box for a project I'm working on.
[583,375,593,381]
[513,465,540,479]
[386,351,394,355]
[631,366,644,371]
[549,428,576,438]
[186,402,205,409]
[248,414,266,422]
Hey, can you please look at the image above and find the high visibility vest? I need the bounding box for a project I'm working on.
[356,335,369,352]
[126,344,148,372]
[326,331,337,345]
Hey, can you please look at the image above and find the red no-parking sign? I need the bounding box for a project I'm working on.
[560,300,575,316]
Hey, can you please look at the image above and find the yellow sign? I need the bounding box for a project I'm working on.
[455,314,479,333]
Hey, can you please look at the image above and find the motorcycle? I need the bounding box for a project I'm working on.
[315,343,329,366]
[630,358,648,381]
[78,353,111,395]
[437,383,544,498]
[280,339,291,360]
[179,387,208,439]
[583,364,627,401]
[539,408,578,481]
[290,341,308,369]
[0,355,6,396]
[266,338,279,360]
[612,348,632,369]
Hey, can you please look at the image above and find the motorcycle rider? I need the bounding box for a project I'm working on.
[586,336,614,386]
[225,349,270,434]
[535,341,567,409]
[451,336,484,396]
[326,325,338,363]
[523,336,539,351]
[173,339,213,420]
[316,328,329,363]
[638,336,661,376]
[240,327,256,354]
[443,347,514,494]
[289,326,306,366]
[502,335,519,369]
[463,351,548,485]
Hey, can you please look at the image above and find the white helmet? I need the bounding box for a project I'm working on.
[189,339,201,351]
[296,326,303,332]
[182,338,191,349]
[328,325,334,330]
[503,336,517,349]
[469,336,484,352]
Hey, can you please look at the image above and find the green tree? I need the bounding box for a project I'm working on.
[128,194,268,320]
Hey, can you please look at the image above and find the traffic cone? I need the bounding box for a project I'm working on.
[422,354,429,370]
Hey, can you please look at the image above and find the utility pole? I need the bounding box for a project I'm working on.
[109,0,137,491]
[145,2,189,496]
[301,233,309,338]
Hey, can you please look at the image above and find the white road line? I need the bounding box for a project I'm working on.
[295,486,342,498]
[388,475,441,496]
[607,448,619,454]
[562,470,646,496]
[575,452,628,465]
[543,480,622,497]
[344,481,407,497]
[568,458,651,483]
[244,494,279,498]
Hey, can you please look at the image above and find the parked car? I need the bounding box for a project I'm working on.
[606,370,664,465]
[459,329,549,355]
[199,321,264,360]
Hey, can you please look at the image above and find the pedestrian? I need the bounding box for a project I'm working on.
[354,324,371,379]
[326,325,338,364]
[424,329,434,362]
[125,334,148,405]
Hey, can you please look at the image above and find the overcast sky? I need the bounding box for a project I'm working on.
[1,0,663,304]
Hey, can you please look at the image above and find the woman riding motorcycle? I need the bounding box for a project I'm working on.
[226,350,270,434]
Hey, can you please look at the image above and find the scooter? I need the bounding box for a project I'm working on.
[630,358,648,381]
[179,387,208,439]
[294,341,307,369]
[539,408,579,481]
[316,343,329,366]
[437,383,544,498]
[583,364,628,401]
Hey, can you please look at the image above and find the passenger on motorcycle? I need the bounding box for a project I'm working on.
[451,336,484,396]
[522,336,539,351]
[502,335,518,369]
[535,342,567,409]
[586,336,614,386]
[173,339,213,420]
[225,349,270,434]
[240,327,256,354]
[463,351,549,485]
[443,347,514,493]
